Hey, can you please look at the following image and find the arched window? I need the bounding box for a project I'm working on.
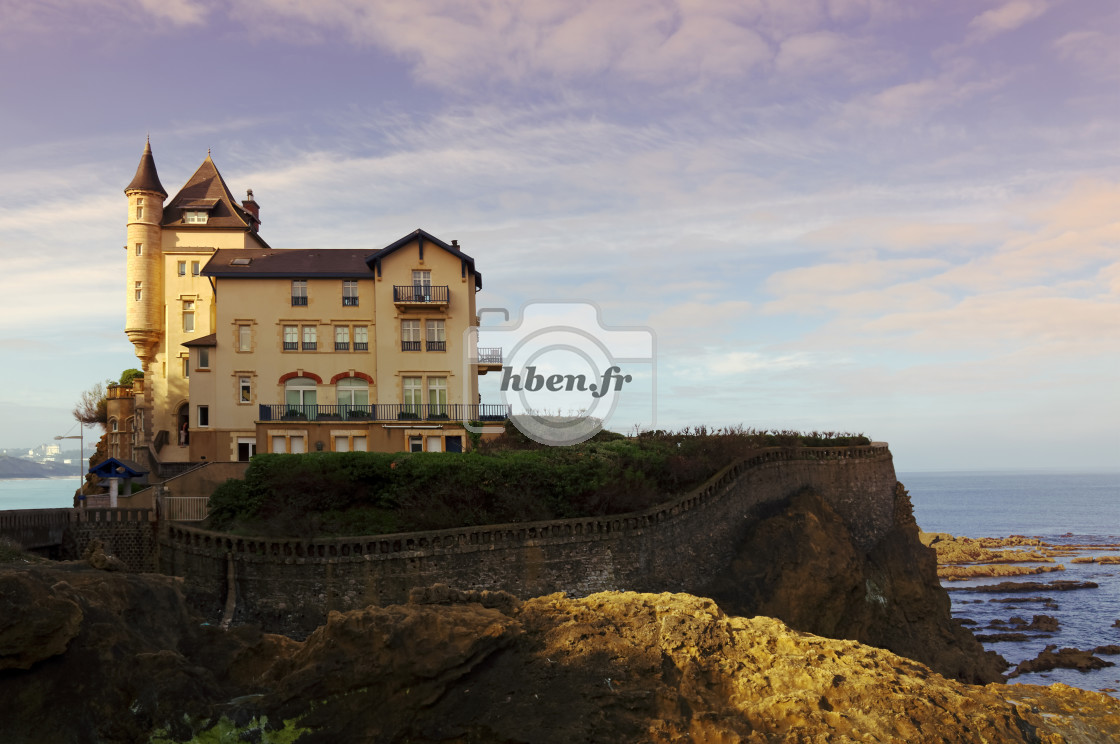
[110,418,118,432]
[285,377,317,417]
[336,377,370,418]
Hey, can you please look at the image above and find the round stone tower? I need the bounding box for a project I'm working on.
[123,138,167,372]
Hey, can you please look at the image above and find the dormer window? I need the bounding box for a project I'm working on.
[184,210,208,224]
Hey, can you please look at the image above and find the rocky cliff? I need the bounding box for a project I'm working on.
[2,564,1118,743]
[703,483,1008,683]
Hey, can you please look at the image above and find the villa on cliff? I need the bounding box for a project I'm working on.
[108,140,504,480]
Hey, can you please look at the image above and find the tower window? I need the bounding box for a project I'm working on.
[135,243,143,256]
[177,261,186,276]
[136,199,144,220]
[134,281,142,301]
[191,261,200,276]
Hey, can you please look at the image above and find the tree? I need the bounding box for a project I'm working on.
[73,369,146,430]
[73,381,108,427]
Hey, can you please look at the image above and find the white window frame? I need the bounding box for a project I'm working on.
[353,326,369,351]
[426,319,446,351]
[334,325,350,351]
[428,377,447,414]
[238,324,252,352]
[302,324,317,351]
[403,377,422,412]
[342,280,359,306]
[238,376,252,404]
[177,261,186,276]
[401,319,420,350]
[292,280,308,305]
[283,325,298,350]
[182,300,195,333]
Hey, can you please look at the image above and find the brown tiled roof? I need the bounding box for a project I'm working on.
[124,139,167,197]
[203,249,373,278]
[182,333,218,347]
[163,154,257,229]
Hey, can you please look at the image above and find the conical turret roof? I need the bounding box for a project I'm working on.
[125,139,167,197]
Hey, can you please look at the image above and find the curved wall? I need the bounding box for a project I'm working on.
[160,445,897,631]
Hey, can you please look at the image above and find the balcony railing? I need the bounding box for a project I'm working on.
[401,340,421,351]
[302,341,317,351]
[291,296,308,306]
[342,296,359,306]
[477,347,503,364]
[283,341,298,350]
[393,285,449,304]
[426,340,446,352]
[354,342,368,351]
[258,403,510,423]
[335,341,350,351]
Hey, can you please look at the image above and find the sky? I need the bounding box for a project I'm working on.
[0,0,1116,471]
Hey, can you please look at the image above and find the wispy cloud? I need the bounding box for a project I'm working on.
[967,0,1049,42]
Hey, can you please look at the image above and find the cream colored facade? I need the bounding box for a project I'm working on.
[122,142,501,470]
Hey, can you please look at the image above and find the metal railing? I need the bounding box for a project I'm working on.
[160,496,210,522]
[393,285,449,304]
[426,340,446,351]
[401,340,421,351]
[258,403,510,422]
[477,347,503,364]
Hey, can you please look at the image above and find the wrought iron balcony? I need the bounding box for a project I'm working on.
[257,403,509,423]
[393,285,449,307]
[401,340,421,351]
[426,340,446,352]
[475,347,503,374]
[342,296,359,306]
[291,296,308,306]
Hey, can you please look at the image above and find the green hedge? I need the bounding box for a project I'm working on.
[207,428,870,537]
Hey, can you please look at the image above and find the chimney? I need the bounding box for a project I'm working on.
[451,239,459,248]
[242,189,260,231]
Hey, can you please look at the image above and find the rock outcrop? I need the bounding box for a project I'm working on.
[702,484,1007,683]
[2,567,1120,743]
[1009,645,1117,678]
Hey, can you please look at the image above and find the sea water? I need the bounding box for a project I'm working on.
[904,471,1120,695]
[0,478,79,510]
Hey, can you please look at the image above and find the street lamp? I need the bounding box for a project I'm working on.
[54,425,84,504]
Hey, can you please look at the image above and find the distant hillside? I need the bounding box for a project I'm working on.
[0,456,75,479]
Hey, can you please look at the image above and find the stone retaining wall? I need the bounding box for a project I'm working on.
[160,445,897,632]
